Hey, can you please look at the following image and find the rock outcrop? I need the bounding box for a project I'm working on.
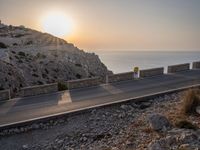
[0,23,112,94]
[147,113,171,131]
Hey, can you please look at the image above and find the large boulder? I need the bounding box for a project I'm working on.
[147,113,171,131]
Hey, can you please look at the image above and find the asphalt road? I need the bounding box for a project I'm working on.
[0,69,200,127]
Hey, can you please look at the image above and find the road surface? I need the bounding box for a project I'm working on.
[0,69,200,127]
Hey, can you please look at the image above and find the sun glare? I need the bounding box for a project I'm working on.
[41,12,73,37]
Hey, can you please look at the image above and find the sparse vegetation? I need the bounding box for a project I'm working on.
[181,89,200,115]
[53,54,58,57]
[175,119,198,130]
[18,59,23,63]
[32,73,39,77]
[0,42,8,48]
[75,63,82,67]
[32,68,38,72]
[37,81,43,85]
[14,55,20,60]
[26,41,33,45]
[42,73,48,79]
[13,43,18,46]
[58,82,68,91]
[45,69,49,74]
[142,127,153,134]
[36,53,46,59]
[14,34,25,38]
[49,60,54,63]
[18,51,26,57]
[76,74,82,79]
[53,68,59,73]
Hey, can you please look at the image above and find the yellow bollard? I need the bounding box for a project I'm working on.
[133,67,139,79]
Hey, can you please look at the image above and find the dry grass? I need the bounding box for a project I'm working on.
[181,89,200,115]
[142,127,153,134]
[174,119,198,130]
[166,89,200,130]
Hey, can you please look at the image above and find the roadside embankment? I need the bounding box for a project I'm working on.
[0,91,199,150]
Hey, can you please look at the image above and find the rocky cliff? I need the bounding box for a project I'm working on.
[0,23,111,94]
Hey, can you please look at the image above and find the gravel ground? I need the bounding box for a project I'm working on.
[0,91,199,150]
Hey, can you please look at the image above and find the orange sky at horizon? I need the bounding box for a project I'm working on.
[0,0,200,51]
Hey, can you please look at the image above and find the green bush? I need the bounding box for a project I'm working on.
[58,82,68,91]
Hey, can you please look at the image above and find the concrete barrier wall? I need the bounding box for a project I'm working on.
[67,77,102,90]
[140,67,164,78]
[107,72,133,83]
[167,63,190,73]
[20,83,58,97]
[192,61,200,69]
[0,90,10,101]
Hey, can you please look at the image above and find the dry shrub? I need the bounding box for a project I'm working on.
[142,127,153,134]
[174,119,198,130]
[181,89,200,115]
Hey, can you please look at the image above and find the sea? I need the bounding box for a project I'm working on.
[95,51,200,73]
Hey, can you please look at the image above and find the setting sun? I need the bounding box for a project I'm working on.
[41,12,73,37]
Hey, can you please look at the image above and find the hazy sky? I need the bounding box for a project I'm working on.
[0,0,200,51]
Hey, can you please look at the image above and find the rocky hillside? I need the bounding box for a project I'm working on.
[0,23,111,94]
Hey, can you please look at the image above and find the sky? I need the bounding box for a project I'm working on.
[0,0,200,51]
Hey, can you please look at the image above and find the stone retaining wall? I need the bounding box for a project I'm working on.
[67,77,102,90]
[2,62,198,98]
[107,72,133,83]
[0,90,10,101]
[140,67,164,78]
[192,61,200,69]
[167,63,190,73]
[20,83,58,97]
